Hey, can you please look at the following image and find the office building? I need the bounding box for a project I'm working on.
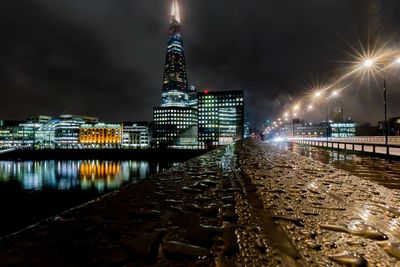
[188,85,198,109]
[35,114,98,149]
[330,122,356,138]
[198,90,244,147]
[80,123,123,147]
[153,107,197,148]
[0,117,49,148]
[122,122,152,148]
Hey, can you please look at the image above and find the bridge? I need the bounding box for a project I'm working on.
[290,136,400,157]
[0,139,399,266]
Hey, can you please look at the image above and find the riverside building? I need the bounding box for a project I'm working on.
[0,115,126,149]
[79,123,123,148]
[122,122,152,148]
[198,90,244,148]
[35,115,98,149]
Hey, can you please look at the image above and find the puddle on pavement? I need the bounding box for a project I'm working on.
[277,143,400,190]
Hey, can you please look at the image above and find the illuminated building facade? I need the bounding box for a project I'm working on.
[122,122,152,148]
[0,117,50,148]
[0,121,22,148]
[188,85,198,109]
[35,115,98,149]
[161,0,189,107]
[153,0,198,148]
[198,90,244,147]
[330,122,356,138]
[290,122,327,138]
[153,107,197,148]
[79,123,123,147]
[0,115,135,149]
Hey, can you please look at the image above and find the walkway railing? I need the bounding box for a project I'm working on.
[294,138,400,157]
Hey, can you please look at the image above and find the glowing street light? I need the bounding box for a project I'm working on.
[307,105,313,111]
[360,56,400,148]
[363,59,375,68]
[314,91,322,98]
[331,90,338,97]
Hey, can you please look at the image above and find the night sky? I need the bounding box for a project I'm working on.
[1,0,400,128]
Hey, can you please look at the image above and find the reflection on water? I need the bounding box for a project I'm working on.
[278,142,400,190]
[0,160,167,192]
[0,160,178,237]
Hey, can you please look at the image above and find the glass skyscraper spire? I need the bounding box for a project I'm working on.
[161,0,189,107]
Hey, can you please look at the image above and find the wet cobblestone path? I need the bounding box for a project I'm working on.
[286,142,400,190]
[1,139,400,266]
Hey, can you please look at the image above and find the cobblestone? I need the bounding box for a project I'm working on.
[0,139,400,266]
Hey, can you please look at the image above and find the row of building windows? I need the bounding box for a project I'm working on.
[199,103,242,108]
[156,122,194,125]
[154,110,194,114]
[199,98,243,103]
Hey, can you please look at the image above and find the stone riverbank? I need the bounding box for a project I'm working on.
[1,139,400,266]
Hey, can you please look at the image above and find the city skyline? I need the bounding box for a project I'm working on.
[0,1,400,127]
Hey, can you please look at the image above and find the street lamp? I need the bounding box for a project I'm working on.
[362,57,400,148]
[314,90,340,142]
[363,59,375,68]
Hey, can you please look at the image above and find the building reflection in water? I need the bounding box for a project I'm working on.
[0,160,160,192]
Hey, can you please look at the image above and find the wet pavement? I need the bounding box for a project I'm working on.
[285,142,400,190]
[1,139,400,266]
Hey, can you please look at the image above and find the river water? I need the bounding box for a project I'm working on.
[279,142,400,190]
[0,160,179,237]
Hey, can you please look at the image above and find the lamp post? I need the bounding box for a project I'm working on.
[362,57,400,151]
[383,71,388,148]
[292,105,299,140]
[314,91,329,143]
[314,90,339,143]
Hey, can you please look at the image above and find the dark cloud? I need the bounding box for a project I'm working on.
[0,0,399,127]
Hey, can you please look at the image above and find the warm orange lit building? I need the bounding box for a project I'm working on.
[79,123,123,146]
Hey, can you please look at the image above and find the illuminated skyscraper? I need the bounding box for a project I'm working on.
[153,0,197,148]
[161,0,189,107]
